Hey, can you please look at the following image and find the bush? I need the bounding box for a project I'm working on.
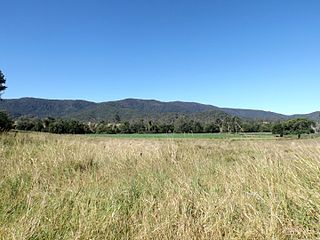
[0,111,12,132]
[272,123,284,136]
[272,118,315,136]
[15,117,48,132]
[204,122,220,133]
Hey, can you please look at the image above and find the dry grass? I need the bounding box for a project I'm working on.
[1,132,320,239]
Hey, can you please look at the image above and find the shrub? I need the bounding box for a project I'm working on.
[0,111,12,132]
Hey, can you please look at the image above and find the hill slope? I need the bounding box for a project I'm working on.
[0,97,315,122]
[0,98,95,118]
[0,98,226,122]
[221,108,287,121]
[291,111,320,121]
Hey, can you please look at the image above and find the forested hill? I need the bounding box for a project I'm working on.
[0,97,315,122]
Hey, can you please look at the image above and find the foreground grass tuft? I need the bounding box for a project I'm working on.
[1,132,320,239]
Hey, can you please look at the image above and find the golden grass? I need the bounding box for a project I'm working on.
[1,132,320,239]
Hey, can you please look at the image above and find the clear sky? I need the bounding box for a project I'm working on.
[1,0,319,114]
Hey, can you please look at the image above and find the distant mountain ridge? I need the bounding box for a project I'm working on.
[0,97,318,122]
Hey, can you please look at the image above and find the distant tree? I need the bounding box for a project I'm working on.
[272,123,284,137]
[314,122,320,134]
[285,118,315,135]
[16,117,36,131]
[272,118,314,137]
[0,70,7,99]
[131,120,146,133]
[119,121,131,133]
[191,121,203,133]
[174,117,192,133]
[0,112,12,132]
[220,117,230,133]
[95,124,107,134]
[204,122,220,133]
[42,117,56,131]
[48,120,66,134]
[64,120,86,134]
[32,119,45,132]
[241,122,256,132]
[158,123,174,133]
[259,122,272,132]
[145,120,160,133]
[220,116,239,133]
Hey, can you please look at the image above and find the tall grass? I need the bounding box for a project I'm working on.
[1,132,320,239]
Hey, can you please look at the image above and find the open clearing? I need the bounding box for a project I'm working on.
[1,132,320,239]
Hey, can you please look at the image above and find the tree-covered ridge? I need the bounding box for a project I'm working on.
[0,97,312,123]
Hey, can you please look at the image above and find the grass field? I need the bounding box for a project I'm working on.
[89,132,319,140]
[1,132,320,239]
[91,132,276,139]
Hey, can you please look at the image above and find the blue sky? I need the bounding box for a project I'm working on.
[1,0,319,114]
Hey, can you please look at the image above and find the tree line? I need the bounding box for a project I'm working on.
[0,113,271,134]
[0,111,317,136]
[0,114,315,137]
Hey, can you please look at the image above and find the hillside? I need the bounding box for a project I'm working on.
[221,108,287,121]
[0,97,315,122]
[67,99,226,122]
[291,111,320,121]
[0,98,95,118]
[0,98,225,122]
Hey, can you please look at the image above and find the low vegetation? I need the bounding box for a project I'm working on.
[9,114,316,137]
[1,132,320,239]
[272,118,315,137]
[0,112,12,132]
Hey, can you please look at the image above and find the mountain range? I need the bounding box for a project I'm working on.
[0,97,319,122]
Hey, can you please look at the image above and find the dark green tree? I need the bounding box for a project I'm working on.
[272,123,284,137]
[48,120,66,134]
[158,123,174,133]
[131,120,146,133]
[272,118,314,137]
[174,117,191,133]
[119,121,131,133]
[0,70,7,99]
[284,118,315,135]
[204,122,220,133]
[16,117,36,131]
[191,121,203,133]
[0,112,12,132]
